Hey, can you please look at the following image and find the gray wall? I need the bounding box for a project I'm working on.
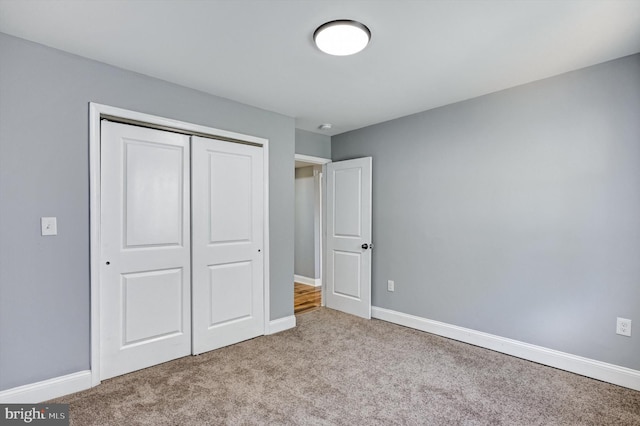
[295,129,331,158]
[0,33,294,391]
[294,167,316,279]
[332,54,640,370]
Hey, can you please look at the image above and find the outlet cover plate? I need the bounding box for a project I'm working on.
[616,317,632,337]
[41,217,58,236]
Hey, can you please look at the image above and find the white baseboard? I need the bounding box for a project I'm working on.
[0,370,92,403]
[372,307,640,392]
[267,315,296,334]
[294,274,321,287]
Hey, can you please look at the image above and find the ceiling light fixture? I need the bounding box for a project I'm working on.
[318,123,333,131]
[314,20,371,56]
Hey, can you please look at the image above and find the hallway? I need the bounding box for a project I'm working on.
[293,283,321,314]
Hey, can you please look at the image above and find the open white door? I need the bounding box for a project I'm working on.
[325,157,372,319]
[191,136,264,355]
[100,121,191,380]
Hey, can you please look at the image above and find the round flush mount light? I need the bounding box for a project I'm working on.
[318,123,333,131]
[314,20,371,56]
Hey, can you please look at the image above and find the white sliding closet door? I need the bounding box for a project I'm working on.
[100,121,191,380]
[191,136,265,355]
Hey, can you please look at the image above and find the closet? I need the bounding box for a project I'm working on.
[99,120,264,380]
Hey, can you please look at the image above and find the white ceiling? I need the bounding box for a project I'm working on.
[1,0,639,136]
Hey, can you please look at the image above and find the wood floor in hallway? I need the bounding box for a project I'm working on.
[294,282,321,314]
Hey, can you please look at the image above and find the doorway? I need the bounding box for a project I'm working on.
[294,154,330,314]
[293,155,373,319]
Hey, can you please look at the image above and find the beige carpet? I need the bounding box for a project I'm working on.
[53,308,640,425]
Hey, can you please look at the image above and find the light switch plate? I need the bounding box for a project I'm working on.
[41,217,58,236]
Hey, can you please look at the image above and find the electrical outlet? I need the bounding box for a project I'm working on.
[387,280,395,292]
[41,217,58,236]
[616,317,632,337]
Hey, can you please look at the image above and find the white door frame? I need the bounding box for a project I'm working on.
[89,103,270,387]
[294,154,331,305]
